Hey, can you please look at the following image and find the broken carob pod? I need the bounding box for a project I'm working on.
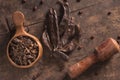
[68,38,120,78]
[7,11,43,68]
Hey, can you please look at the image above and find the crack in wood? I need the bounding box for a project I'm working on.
[5,17,11,33]
[70,1,102,13]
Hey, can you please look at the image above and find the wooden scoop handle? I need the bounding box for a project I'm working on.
[12,11,25,34]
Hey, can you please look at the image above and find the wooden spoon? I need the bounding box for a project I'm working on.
[7,11,43,68]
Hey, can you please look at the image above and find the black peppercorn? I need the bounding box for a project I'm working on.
[117,35,120,40]
[21,0,27,4]
[90,36,94,40]
[76,0,81,2]
[77,45,83,50]
[40,0,43,5]
[107,12,111,16]
[33,6,38,11]
[78,11,82,15]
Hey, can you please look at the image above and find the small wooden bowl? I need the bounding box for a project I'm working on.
[7,11,43,68]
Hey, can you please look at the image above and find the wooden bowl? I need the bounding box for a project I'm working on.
[7,11,43,68]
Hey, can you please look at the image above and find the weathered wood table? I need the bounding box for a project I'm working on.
[0,0,120,80]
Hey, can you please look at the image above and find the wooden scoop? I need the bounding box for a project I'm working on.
[7,11,43,68]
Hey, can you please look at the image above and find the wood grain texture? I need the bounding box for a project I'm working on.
[0,0,120,80]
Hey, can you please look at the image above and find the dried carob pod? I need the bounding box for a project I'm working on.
[42,1,81,61]
[45,8,60,49]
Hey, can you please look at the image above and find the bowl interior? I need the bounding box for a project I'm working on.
[7,35,42,68]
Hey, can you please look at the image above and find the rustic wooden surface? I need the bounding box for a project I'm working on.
[0,0,120,80]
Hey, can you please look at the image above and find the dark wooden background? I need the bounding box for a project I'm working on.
[0,0,120,80]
